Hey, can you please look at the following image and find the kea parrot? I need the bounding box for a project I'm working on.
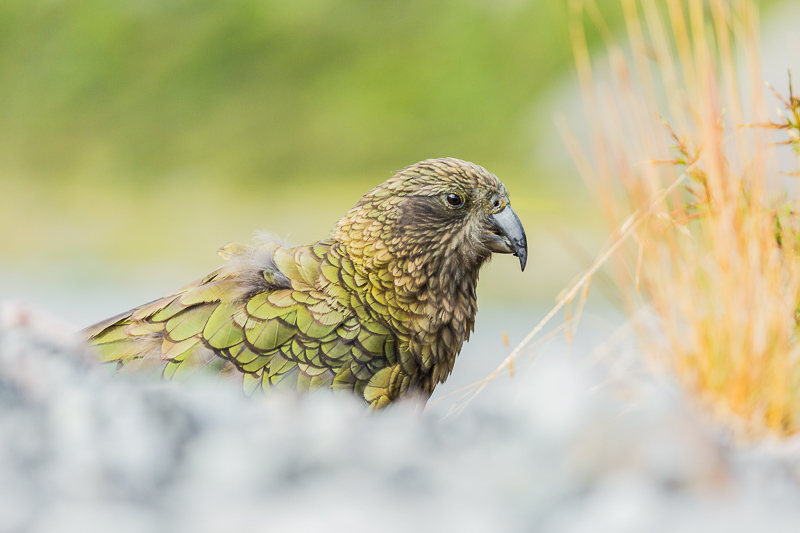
[85,158,527,409]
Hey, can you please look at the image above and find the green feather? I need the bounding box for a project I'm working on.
[91,323,131,344]
[247,317,295,351]
[166,304,217,341]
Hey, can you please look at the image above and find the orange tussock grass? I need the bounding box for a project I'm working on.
[562,0,800,438]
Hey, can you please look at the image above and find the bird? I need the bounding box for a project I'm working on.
[85,158,527,409]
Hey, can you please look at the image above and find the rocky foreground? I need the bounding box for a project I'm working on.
[2,302,800,533]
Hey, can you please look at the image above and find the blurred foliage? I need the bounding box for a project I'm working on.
[0,0,612,187]
[0,0,778,305]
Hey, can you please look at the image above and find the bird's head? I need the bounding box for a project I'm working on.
[335,158,527,279]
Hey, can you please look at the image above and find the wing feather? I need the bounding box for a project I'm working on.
[85,239,399,405]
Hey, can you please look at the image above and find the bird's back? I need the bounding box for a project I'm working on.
[86,235,408,408]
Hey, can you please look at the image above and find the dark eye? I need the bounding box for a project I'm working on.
[445,193,464,208]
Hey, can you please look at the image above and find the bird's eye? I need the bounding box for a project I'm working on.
[445,193,464,208]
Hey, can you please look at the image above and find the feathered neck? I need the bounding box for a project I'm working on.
[331,195,487,331]
[331,200,488,396]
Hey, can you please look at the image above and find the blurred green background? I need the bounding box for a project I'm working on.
[0,0,785,326]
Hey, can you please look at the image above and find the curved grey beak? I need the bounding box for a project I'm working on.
[487,205,528,271]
